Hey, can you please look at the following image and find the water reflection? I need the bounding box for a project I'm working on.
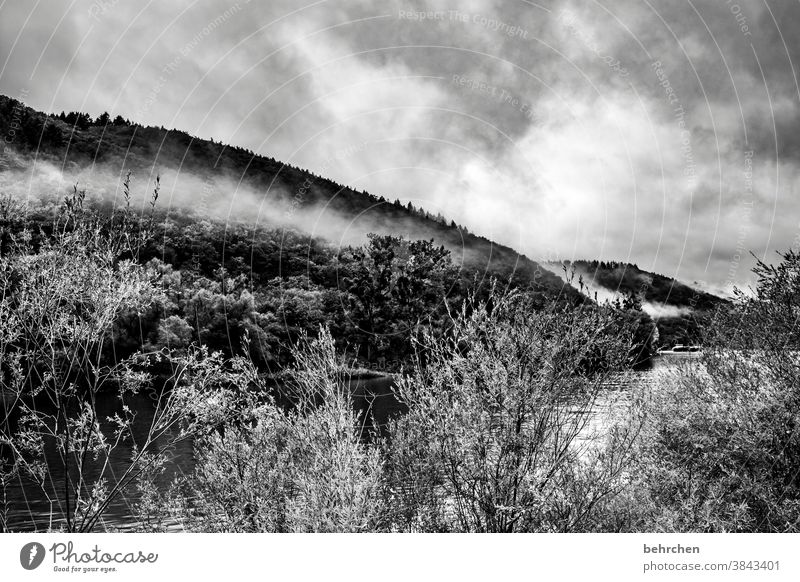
[2,392,193,532]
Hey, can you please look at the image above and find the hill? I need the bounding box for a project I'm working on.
[1,95,731,355]
[546,259,728,348]
[0,94,574,301]
[561,260,722,310]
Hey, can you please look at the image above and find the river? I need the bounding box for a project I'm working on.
[1,353,697,532]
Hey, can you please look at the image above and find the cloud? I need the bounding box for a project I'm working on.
[1,0,799,288]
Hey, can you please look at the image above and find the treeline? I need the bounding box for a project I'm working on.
[0,190,606,374]
[0,94,487,255]
[1,93,578,321]
[54,111,130,130]
[126,204,661,368]
[563,259,724,347]
[0,196,460,372]
[567,259,722,310]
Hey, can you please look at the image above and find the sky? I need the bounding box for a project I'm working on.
[1,0,800,293]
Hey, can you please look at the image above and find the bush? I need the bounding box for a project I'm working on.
[383,291,641,532]
[630,250,800,532]
[0,183,190,532]
[141,329,385,532]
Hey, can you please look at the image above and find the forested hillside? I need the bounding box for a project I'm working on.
[0,94,597,370]
[549,259,727,348]
[5,95,790,537]
[0,94,571,298]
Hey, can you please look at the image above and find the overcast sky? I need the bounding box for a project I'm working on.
[2,0,799,292]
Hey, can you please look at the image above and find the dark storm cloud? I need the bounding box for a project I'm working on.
[1,0,799,292]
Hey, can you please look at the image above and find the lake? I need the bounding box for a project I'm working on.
[1,353,697,532]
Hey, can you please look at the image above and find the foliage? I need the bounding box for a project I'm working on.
[138,330,385,532]
[610,291,657,365]
[339,234,460,364]
[383,291,641,532]
[0,184,183,531]
[567,259,722,310]
[2,159,785,533]
[630,250,800,532]
[565,259,725,349]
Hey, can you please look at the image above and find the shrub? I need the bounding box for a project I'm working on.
[383,291,641,532]
[631,250,800,532]
[0,182,194,532]
[143,329,385,532]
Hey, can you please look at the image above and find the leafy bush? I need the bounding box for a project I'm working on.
[630,251,800,532]
[140,330,385,532]
[383,292,641,532]
[0,184,187,532]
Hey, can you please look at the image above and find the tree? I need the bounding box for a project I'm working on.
[613,291,657,365]
[341,234,398,360]
[20,115,44,148]
[42,121,63,147]
[340,234,458,364]
[64,112,91,131]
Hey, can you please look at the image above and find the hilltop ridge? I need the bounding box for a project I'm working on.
[0,94,574,300]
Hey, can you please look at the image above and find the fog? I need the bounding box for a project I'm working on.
[0,147,472,263]
[540,262,692,319]
[3,1,800,293]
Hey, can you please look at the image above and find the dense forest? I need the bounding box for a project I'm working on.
[565,259,721,310]
[1,93,640,372]
[1,187,652,373]
[0,94,725,357]
[0,94,574,297]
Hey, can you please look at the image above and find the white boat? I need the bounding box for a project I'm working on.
[657,344,702,355]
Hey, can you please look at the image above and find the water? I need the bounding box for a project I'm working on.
[348,374,405,435]
[1,354,697,532]
[579,353,698,444]
[1,392,193,532]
